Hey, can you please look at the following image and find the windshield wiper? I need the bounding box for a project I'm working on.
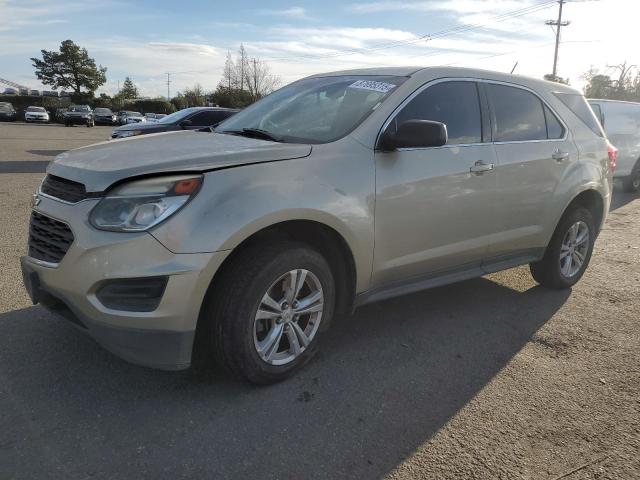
[223,128,284,142]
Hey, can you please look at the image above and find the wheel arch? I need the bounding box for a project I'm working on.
[205,219,358,318]
[558,188,606,234]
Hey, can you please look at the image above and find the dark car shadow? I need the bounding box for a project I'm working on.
[0,275,569,479]
[26,149,67,157]
[0,160,49,173]
[610,182,638,211]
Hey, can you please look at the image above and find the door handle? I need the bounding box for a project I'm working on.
[552,149,569,162]
[470,160,494,174]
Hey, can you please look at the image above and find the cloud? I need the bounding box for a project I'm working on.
[258,6,309,19]
[348,0,533,14]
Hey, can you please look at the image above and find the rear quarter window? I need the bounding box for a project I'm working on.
[554,92,604,137]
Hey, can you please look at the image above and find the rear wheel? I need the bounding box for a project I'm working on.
[621,168,640,193]
[530,207,596,289]
[199,242,336,384]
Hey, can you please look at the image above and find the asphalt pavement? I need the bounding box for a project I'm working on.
[0,122,638,479]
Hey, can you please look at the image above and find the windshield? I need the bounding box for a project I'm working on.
[126,111,142,116]
[158,108,199,124]
[27,107,45,112]
[216,75,406,143]
[0,103,13,111]
[94,108,112,115]
[69,105,90,112]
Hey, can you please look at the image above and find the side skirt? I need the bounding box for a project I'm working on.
[354,249,544,308]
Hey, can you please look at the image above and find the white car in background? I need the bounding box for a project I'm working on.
[144,113,166,123]
[588,99,640,192]
[24,106,49,123]
[124,111,146,124]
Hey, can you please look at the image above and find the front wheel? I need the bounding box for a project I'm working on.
[530,207,596,289]
[199,242,335,384]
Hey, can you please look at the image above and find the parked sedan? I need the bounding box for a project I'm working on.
[125,112,146,124]
[116,111,145,125]
[64,105,94,127]
[24,106,50,123]
[93,108,117,125]
[111,107,238,139]
[0,102,17,121]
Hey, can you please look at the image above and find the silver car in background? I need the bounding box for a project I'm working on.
[22,67,613,384]
[588,99,640,192]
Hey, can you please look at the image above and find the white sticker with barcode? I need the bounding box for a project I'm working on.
[348,80,397,94]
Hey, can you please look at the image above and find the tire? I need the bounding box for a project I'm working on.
[621,168,640,193]
[530,207,596,289]
[198,242,336,384]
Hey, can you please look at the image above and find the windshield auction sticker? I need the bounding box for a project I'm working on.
[348,80,397,94]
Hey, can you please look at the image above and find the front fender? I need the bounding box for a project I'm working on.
[151,144,375,292]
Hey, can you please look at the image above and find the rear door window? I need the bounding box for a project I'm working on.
[393,81,483,145]
[597,102,640,134]
[487,84,548,142]
[190,111,220,126]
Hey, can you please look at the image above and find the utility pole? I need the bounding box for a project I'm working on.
[546,0,570,78]
[166,73,171,100]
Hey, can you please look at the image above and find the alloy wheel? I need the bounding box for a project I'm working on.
[559,220,590,278]
[253,269,324,366]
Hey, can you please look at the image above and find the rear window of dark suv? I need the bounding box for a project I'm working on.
[554,92,605,137]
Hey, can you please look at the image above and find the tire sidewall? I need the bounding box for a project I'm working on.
[220,246,335,384]
[546,207,596,288]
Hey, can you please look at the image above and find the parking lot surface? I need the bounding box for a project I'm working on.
[0,123,638,479]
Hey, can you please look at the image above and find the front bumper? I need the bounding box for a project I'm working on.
[21,196,229,370]
[64,116,91,124]
[95,116,115,124]
[25,115,49,122]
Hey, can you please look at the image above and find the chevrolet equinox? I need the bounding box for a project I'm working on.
[22,67,614,384]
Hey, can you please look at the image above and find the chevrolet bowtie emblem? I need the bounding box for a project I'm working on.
[31,193,41,208]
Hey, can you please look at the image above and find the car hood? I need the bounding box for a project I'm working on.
[47,131,313,192]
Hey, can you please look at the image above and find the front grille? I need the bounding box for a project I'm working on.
[41,174,87,203]
[28,211,74,263]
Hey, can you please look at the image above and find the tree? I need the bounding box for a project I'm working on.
[582,63,640,101]
[243,57,281,102]
[210,85,253,108]
[236,44,249,91]
[120,77,138,99]
[182,84,206,107]
[607,61,637,98]
[544,74,569,85]
[31,40,107,94]
[219,52,237,91]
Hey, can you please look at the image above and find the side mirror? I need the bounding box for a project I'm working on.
[379,119,448,151]
[179,120,193,128]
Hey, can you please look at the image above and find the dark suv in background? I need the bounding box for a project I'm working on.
[64,105,94,127]
[0,102,17,121]
[111,106,239,139]
[93,108,117,125]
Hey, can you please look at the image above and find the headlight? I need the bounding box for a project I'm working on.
[116,130,142,138]
[89,175,202,232]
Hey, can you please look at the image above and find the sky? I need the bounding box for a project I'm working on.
[0,0,637,98]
